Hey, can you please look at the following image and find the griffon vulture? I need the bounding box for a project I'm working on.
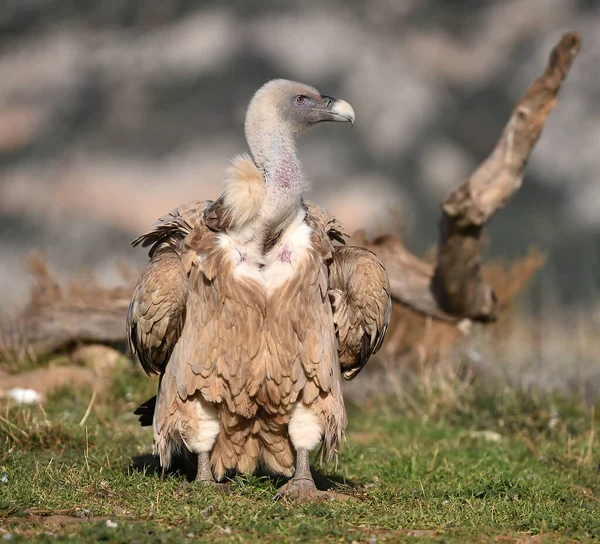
[127,80,391,500]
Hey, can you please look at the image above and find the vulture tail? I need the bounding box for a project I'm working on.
[134,396,157,427]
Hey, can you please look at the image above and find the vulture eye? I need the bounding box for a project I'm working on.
[295,95,307,105]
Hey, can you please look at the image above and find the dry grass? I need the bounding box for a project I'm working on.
[381,246,545,372]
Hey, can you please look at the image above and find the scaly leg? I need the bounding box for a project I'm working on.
[273,448,320,501]
[195,451,231,490]
[273,403,353,502]
[195,451,214,484]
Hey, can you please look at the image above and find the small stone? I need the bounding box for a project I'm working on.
[75,508,91,518]
[200,505,214,516]
[466,430,502,443]
[0,474,8,484]
[8,388,42,405]
[2,535,14,541]
[223,527,231,534]
[72,345,122,377]
[106,520,118,528]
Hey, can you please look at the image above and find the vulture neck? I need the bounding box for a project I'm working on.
[247,122,304,227]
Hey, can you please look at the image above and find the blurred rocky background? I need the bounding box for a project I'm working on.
[0,0,598,322]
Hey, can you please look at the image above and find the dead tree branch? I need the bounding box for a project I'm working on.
[0,254,131,361]
[359,31,580,322]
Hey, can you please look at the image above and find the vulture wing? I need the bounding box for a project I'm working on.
[303,201,391,380]
[126,202,207,375]
[329,245,391,380]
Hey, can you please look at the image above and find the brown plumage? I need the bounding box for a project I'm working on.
[127,80,391,499]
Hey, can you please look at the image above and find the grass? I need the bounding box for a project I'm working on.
[1,361,599,543]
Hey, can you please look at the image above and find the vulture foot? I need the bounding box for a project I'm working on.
[273,478,353,502]
[273,448,322,501]
[273,477,320,502]
[195,480,231,492]
[273,449,354,502]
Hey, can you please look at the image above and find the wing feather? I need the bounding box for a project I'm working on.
[127,248,188,375]
[127,201,210,376]
[329,246,391,380]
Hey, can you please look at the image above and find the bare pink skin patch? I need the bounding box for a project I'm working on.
[279,245,292,263]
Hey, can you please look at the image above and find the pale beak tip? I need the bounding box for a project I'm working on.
[330,98,355,126]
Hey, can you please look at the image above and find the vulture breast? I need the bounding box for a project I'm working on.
[220,209,314,294]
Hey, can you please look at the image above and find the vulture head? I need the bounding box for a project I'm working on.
[245,80,355,168]
[246,79,355,135]
[240,79,355,222]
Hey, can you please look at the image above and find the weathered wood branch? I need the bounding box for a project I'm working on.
[432,31,580,320]
[0,255,131,361]
[359,31,580,322]
[350,231,458,322]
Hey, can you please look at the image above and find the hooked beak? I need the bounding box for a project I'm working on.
[317,96,356,125]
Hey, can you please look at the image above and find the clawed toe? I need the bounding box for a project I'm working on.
[273,478,320,502]
[275,477,357,502]
[273,478,356,502]
[195,478,231,492]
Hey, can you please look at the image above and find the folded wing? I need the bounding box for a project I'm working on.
[328,245,391,380]
[126,202,207,375]
[127,249,188,375]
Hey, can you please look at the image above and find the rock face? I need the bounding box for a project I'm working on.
[0,1,598,310]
